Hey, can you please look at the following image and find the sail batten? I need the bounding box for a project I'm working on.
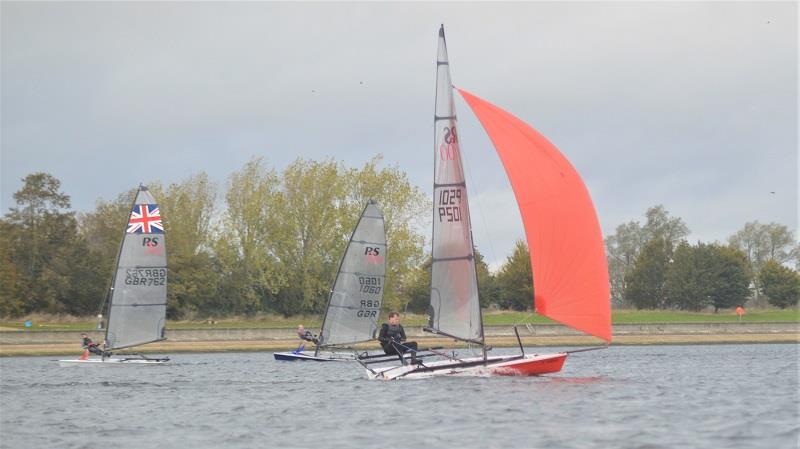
[457,88,612,343]
[318,201,386,347]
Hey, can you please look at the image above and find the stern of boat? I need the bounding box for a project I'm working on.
[490,352,567,376]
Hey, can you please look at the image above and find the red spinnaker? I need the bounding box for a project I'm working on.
[458,88,611,343]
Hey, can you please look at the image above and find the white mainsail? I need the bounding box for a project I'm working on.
[104,186,167,350]
[428,26,483,343]
[318,200,386,349]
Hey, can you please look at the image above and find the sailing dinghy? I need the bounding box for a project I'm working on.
[361,26,610,380]
[274,200,387,362]
[59,186,169,366]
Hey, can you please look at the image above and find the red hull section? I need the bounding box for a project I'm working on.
[491,353,567,376]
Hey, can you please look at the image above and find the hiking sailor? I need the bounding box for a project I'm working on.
[293,324,319,354]
[80,333,105,357]
[378,312,418,362]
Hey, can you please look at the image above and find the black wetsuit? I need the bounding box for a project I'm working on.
[299,330,319,345]
[378,323,418,355]
[82,337,104,356]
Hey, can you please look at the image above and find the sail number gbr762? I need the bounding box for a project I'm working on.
[125,268,167,286]
[438,188,462,222]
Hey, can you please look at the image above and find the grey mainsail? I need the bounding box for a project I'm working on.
[428,26,483,342]
[104,186,167,351]
[318,200,386,351]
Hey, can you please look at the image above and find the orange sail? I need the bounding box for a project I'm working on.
[458,88,611,342]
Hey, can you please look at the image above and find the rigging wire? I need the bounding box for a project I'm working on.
[458,119,499,271]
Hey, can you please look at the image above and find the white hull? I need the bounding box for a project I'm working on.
[57,357,169,367]
[273,351,355,362]
[366,352,567,380]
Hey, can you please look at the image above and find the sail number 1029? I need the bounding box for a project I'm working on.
[438,188,462,222]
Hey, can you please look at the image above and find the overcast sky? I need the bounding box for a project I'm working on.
[2,2,797,269]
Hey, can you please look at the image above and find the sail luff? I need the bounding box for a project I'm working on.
[428,25,483,342]
[457,88,611,342]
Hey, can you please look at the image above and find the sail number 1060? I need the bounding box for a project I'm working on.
[438,188,462,222]
[358,276,381,294]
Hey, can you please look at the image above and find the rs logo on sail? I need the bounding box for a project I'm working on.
[142,237,159,247]
[440,126,459,160]
[142,237,164,255]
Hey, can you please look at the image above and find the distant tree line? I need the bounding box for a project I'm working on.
[1,166,798,319]
[606,206,800,311]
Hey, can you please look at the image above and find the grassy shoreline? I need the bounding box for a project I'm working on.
[2,309,798,331]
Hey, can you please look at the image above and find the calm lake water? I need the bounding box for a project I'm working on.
[1,344,798,449]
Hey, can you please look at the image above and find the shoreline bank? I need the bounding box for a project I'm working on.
[1,323,797,356]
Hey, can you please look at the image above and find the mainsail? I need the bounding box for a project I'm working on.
[458,89,612,343]
[428,26,483,343]
[318,200,386,349]
[104,186,168,350]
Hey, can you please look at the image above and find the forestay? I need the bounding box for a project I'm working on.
[428,27,483,343]
[318,200,386,348]
[105,186,167,350]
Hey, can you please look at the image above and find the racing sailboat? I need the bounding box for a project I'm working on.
[274,200,386,361]
[59,185,170,365]
[362,26,611,380]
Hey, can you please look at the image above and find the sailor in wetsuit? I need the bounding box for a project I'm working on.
[378,312,418,362]
[81,333,105,356]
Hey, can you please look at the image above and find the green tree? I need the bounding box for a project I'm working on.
[759,260,800,309]
[2,173,79,314]
[666,243,750,312]
[269,158,350,315]
[665,242,707,310]
[0,222,25,316]
[76,190,137,316]
[624,238,670,309]
[606,205,689,307]
[495,240,533,311]
[642,205,690,251]
[729,221,798,305]
[402,256,431,314]
[215,158,285,315]
[605,221,645,306]
[474,249,497,309]
[706,245,751,311]
[150,174,219,318]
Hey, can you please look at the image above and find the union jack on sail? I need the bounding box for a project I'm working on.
[127,204,164,234]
